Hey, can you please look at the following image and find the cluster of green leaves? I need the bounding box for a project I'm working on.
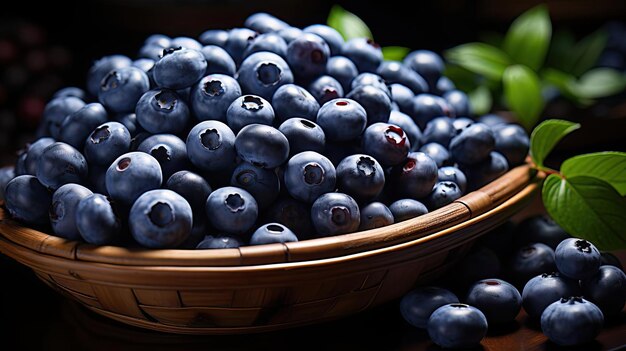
[327,5,410,61]
[446,5,626,129]
[530,119,626,250]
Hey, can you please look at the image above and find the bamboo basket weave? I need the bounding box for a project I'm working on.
[0,163,539,334]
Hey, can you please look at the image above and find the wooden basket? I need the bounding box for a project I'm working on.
[0,164,539,334]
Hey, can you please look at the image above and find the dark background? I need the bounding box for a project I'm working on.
[1,0,625,161]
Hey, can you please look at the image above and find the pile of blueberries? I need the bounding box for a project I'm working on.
[400,215,626,348]
[0,12,529,250]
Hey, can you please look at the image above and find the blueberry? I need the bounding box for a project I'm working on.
[0,166,15,200]
[191,74,241,122]
[408,94,451,129]
[200,48,237,83]
[284,151,336,203]
[389,84,415,114]
[421,116,456,148]
[277,27,303,44]
[278,118,326,156]
[316,98,367,142]
[388,110,421,149]
[224,28,257,65]
[376,61,428,95]
[53,86,87,100]
[37,142,88,191]
[271,84,320,123]
[351,72,391,97]
[196,235,242,249]
[303,24,344,56]
[137,134,188,180]
[478,113,508,127]
[541,297,604,346]
[136,88,190,134]
[237,51,294,101]
[153,48,207,89]
[426,181,462,210]
[105,152,163,206]
[235,124,289,168]
[452,117,473,134]
[286,33,330,80]
[76,194,123,245]
[346,84,392,126]
[198,30,229,46]
[138,43,167,61]
[205,186,258,235]
[419,143,450,168]
[308,75,344,105]
[326,56,359,92]
[4,175,52,226]
[263,196,315,239]
[509,243,556,288]
[244,12,288,33]
[391,152,438,199]
[86,55,132,97]
[132,58,156,82]
[98,66,150,113]
[23,137,55,175]
[84,122,131,166]
[358,202,394,230]
[59,103,109,149]
[492,124,530,167]
[515,215,570,249]
[49,184,93,240]
[169,36,203,51]
[242,33,288,59]
[437,166,467,194]
[522,272,583,319]
[114,113,142,137]
[466,279,521,325]
[166,170,212,213]
[455,246,502,288]
[461,151,509,191]
[434,76,456,96]
[336,154,385,203]
[400,287,459,329]
[342,38,383,73]
[186,120,237,172]
[130,189,193,248]
[388,199,428,222]
[311,192,360,236]
[427,303,488,349]
[362,123,410,167]
[226,95,275,133]
[582,265,626,317]
[144,34,171,47]
[555,238,601,280]
[230,162,280,209]
[443,89,470,117]
[42,96,85,139]
[250,223,298,245]
[403,50,444,90]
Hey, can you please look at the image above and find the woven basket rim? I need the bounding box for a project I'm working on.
[0,162,537,267]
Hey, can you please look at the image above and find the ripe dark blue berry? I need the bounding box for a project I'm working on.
[237,51,294,101]
[153,48,207,89]
[136,88,190,134]
[336,154,385,203]
[37,142,89,191]
[278,118,326,156]
[522,272,582,320]
[555,238,601,280]
[316,98,367,142]
[226,95,275,133]
[466,279,521,325]
[388,199,428,222]
[427,303,488,349]
[582,265,626,317]
[191,74,241,122]
[426,181,462,210]
[342,38,383,73]
[76,194,123,245]
[391,152,438,199]
[359,202,394,230]
[284,151,336,203]
[205,186,258,235]
[4,175,52,226]
[105,152,163,206]
[362,123,410,167]
[541,297,604,346]
[50,184,93,240]
[186,120,237,172]
[235,124,290,169]
[310,192,360,236]
[250,223,298,245]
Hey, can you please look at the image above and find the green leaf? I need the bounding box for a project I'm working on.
[561,152,626,196]
[443,65,479,92]
[541,68,591,105]
[574,68,626,99]
[529,119,580,168]
[327,5,373,40]
[381,46,410,61]
[468,85,492,115]
[503,5,552,70]
[445,43,511,81]
[502,65,544,130]
[542,174,626,250]
[546,30,576,70]
[567,29,608,77]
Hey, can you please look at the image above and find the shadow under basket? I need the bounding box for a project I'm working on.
[0,163,540,335]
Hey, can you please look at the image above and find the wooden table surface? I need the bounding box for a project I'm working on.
[1,251,624,351]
